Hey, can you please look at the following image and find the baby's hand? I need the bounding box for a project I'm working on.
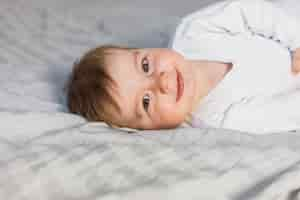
[291,48,300,75]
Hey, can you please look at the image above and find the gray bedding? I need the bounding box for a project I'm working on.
[1,0,300,199]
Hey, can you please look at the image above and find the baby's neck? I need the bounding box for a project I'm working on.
[205,61,232,89]
[189,59,232,108]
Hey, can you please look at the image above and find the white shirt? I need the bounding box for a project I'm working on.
[170,0,300,134]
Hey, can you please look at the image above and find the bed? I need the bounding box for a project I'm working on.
[1,0,300,199]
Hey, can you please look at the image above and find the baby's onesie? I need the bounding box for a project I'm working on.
[169,0,300,134]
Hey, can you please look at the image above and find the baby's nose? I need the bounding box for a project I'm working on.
[158,71,171,94]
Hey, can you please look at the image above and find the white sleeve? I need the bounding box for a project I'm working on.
[203,0,300,51]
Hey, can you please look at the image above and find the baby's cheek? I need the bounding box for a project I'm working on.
[157,101,176,114]
[156,104,184,125]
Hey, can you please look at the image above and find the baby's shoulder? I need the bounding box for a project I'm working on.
[169,1,230,48]
[179,1,231,25]
[179,0,266,25]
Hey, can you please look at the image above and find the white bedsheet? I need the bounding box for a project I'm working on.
[1,0,300,199]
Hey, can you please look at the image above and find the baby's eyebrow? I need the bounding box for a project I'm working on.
[135,106,143,120]
[134,92,143,121]
[131,50,144,121]
[132,51,138,70]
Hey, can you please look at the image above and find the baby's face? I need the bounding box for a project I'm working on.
[105,48,198,130]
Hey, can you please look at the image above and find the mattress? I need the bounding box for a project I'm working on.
[1,0,300,199]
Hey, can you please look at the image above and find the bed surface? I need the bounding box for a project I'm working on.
[1,0,300,199]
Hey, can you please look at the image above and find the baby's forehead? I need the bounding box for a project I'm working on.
[104,47,145,91]
[105,48,141,70]
[104,49,132,64]
[107,89,136,126]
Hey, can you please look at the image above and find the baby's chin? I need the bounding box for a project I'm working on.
[125,121,181,130]
[149,119,185,130]
[116,113,186,130]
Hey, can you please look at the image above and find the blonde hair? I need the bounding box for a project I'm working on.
[66,44,133,127]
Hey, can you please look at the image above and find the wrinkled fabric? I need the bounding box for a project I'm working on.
[1,0,300,199]
[171,0,300,134]
[1,112,300,200]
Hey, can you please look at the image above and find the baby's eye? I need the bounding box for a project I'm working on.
[141,57,150,73]
[142,94,150,112]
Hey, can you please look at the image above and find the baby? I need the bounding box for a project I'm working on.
[66,0,300,133]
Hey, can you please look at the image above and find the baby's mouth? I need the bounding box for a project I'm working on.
[176,69,184,102]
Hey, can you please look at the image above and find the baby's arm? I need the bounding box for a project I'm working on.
[215,0,300,50]
[205,0,300,73]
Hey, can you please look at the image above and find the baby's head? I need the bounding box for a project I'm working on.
[66,44,198,130]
